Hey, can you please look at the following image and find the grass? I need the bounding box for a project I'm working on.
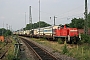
[6,44,15,60]
[0,41,6,48]
[5,36,16,60]
[31,38,90,60]
[0,42,6,54]
[31,38,64,52]
[67,44,90,60]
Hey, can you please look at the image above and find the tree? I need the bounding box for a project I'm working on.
[37,21,51,28]
[25,21,51,30]
[0,28,12,36]
[26,23,32,30]
[0,28,6,36]
[69,18,84,29]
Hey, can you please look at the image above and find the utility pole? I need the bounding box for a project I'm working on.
[25,12,26,31]
[10,25,12,31]
[9,25,10,30]
[29,6,32,29]
[6,24,8,36]
[39,0,40,37]
[6,24,8,30]
[84,0,88,35]
[54,16,57,26]
[50,17,52,25]
[29,6,32,36]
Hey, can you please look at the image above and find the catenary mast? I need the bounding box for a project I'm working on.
[39,0,40,37]
[29,6,32,33]
[84,0,88,35]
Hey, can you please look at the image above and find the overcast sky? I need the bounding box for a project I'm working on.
[0,0,90,31]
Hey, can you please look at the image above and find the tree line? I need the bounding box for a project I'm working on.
[0,28,12,36]
[24,21,51,30]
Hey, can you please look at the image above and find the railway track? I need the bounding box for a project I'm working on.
[0,37,12,60]
[20,37,59,60]
[0,45,10,59]
[0,50,8,59]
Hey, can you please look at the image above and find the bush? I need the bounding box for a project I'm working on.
[81,34,90,44]
[62,44,68,54]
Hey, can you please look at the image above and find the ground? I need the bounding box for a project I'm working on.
[20,37,76,60]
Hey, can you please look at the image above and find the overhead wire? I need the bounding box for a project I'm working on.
[57,13,84,20]
[56,5,84,17]
[32,4,84,17]
[31,3,90,22]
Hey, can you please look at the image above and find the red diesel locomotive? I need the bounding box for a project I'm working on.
[54,25,80,43]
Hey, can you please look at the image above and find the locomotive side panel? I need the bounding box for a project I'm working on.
[68,28,78,37]
[60,28,68,37]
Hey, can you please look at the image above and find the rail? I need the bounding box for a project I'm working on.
[20,37,59,60]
